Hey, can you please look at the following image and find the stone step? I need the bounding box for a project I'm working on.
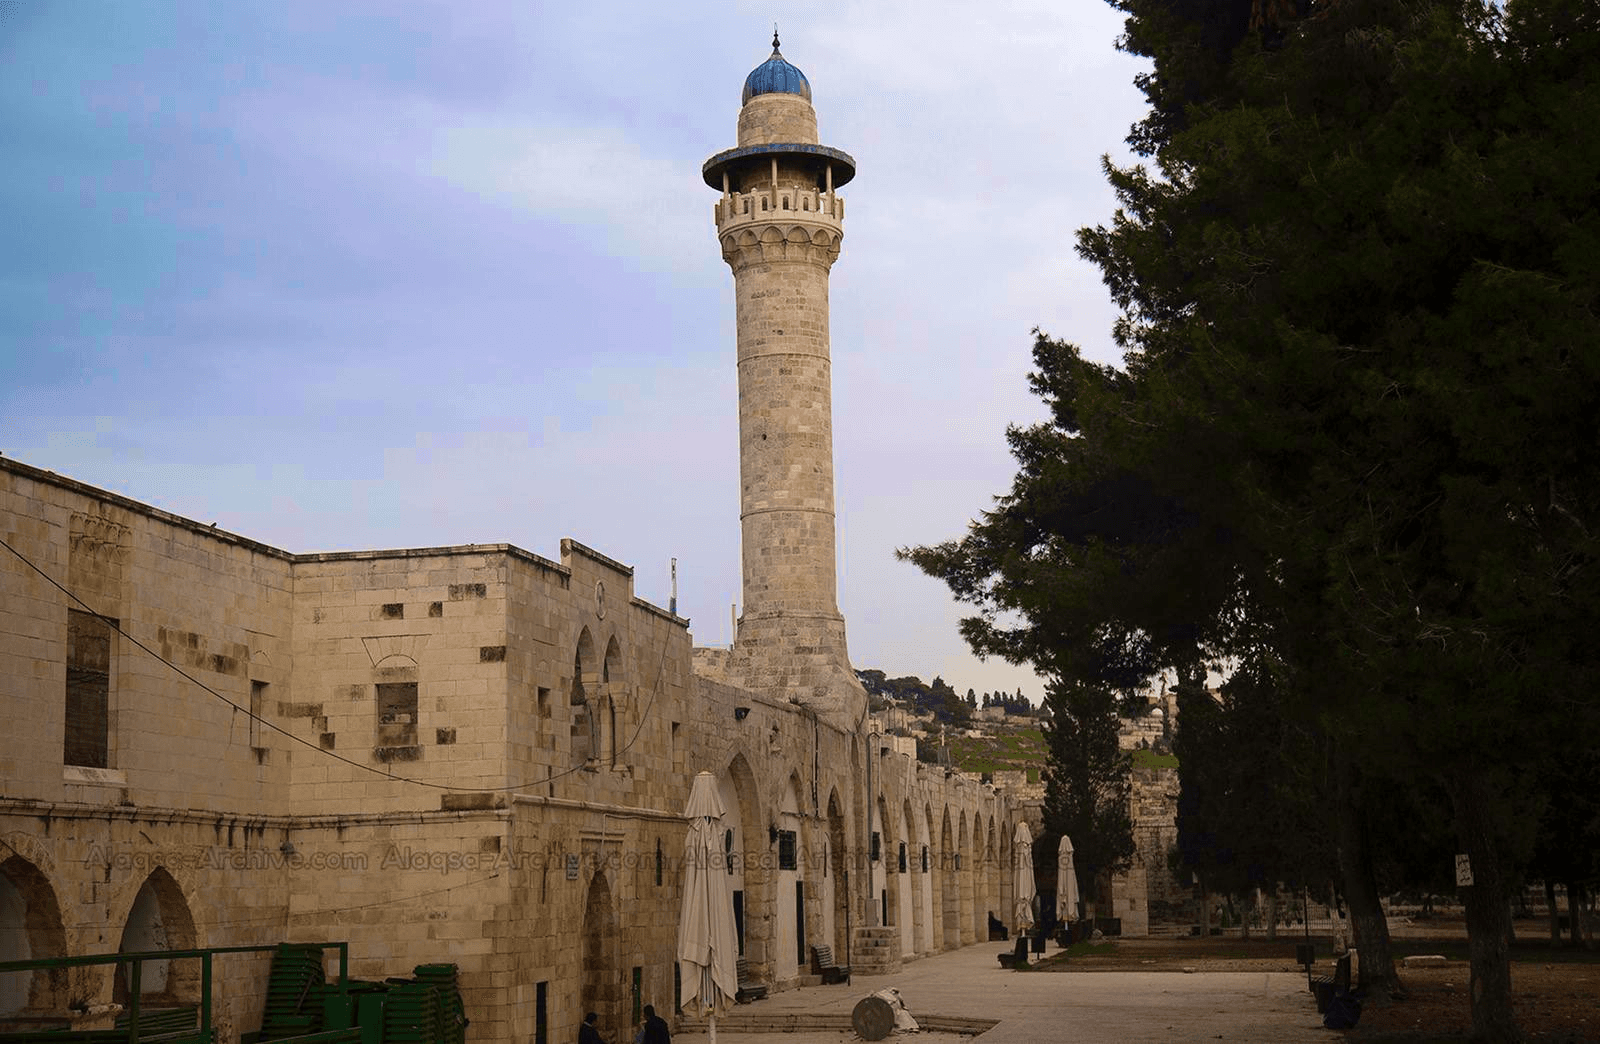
[675,1012,1001,1035]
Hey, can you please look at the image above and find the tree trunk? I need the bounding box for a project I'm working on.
[1201,889,1213,936]
[1327,883,1348,954]
[1333,748,1402,997]
[1546,880,1560,945]
[1266,889,1278,941]
[1450,771,1522,1041]
[1568,882,1589,949]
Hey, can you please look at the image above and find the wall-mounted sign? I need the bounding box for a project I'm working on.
[566,853,580,880]
[1455,853,1473,888]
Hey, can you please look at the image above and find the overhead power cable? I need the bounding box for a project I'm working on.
[0,533,673,794]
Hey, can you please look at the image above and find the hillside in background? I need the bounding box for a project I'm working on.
[949,721,1046,780]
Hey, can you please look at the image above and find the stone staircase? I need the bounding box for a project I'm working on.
[851,925,902,975]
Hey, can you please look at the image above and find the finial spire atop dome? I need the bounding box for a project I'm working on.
[772,25,780,52]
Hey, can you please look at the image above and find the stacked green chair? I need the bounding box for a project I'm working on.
[380,981,438,1044]
[259,945,326,1041]
[410,965,467,1044]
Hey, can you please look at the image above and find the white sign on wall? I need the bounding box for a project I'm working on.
[1455,853,1473,888]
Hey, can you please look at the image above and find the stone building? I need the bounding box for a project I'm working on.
[0,38,1018,1044]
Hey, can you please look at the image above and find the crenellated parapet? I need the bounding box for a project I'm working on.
[713,186,844,231]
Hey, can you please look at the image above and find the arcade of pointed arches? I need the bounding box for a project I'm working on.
[697,748,1019,980]
[0,850,204,1020]
[570,627,632,769]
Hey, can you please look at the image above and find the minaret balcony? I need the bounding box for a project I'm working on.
[714,187,844,235]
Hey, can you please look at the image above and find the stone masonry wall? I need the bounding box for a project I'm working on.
[2,458,1016,1044]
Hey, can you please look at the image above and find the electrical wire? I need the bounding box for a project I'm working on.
[0,533,674,794]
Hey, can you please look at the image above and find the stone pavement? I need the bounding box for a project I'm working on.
[673,940,1333,1044]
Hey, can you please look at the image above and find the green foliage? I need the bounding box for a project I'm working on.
[856,669,972,725]
[1084,0,1600,1031]
[1040,679,1136,885]
[1171,659,1332,897]
[905,0,1600,1031]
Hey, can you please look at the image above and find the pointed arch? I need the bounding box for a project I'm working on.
[113,867,199,1007]
[939,806,958,951]
[0,854,67,1016]
[722,752,766,976]
[602,635,623,765]
[775,772,807,981]
[826,789,848,956]
[923,803,938,952]
[1000,816,1014,934]
[972,812,990,942]
[580,868,619,1040]
[602,635,621,685]
[985,816,999,940]
[957,810,975,946]
[570,627,597,766]
[900,799,920,956]
[876,793,895,931]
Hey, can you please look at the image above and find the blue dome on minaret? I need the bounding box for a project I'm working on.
[742,32,812,106]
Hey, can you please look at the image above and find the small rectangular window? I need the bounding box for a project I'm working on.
[898,842,907,874]
[250,680,267,750]
[65,609,114,768]
[870,831,881,864]
[777,830,797,871]
[376,681,418,747]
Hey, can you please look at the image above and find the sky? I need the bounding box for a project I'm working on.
[0,1,1150,703]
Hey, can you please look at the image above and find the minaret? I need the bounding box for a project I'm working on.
[703,35,865,726]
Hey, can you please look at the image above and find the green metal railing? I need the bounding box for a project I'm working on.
[0,942,349,1043]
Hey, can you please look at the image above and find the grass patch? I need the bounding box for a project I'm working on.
[1064,940,1116,957]
[949,725,1049,776]
[1131,748,1178,769]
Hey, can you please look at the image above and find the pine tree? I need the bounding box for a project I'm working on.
[1040,679,1135,900]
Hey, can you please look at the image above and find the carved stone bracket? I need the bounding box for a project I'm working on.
[722,223,842,271]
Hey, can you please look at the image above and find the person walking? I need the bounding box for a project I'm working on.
[578,1011,607,1044]
[639,1004,670,1044]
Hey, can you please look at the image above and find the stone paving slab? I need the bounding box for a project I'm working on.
[675,940,1332,1044]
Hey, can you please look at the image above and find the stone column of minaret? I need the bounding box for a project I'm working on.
[702,35,867,730]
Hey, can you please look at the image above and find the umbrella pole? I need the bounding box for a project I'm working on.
[708,1013,717,1044]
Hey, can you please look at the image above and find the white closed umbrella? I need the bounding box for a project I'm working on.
[1013,821,1036,934]
[1057,834,1081,923]
[678,772,739,1044]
